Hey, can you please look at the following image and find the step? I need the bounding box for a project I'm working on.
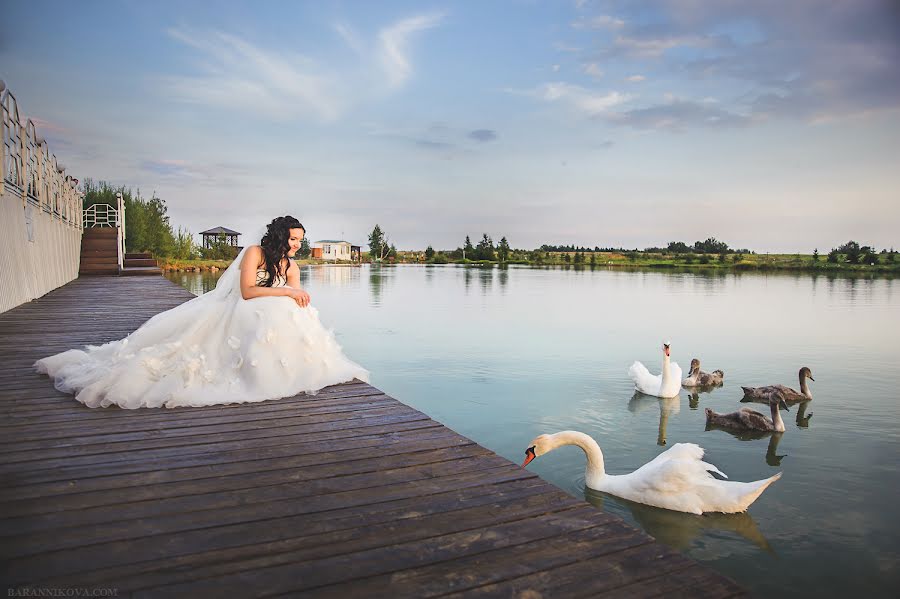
[80,255,119,264]
[125,252,153,260]
[82,227,119,238]
[124,259,158,268]
[81,249,119,260]
[79,268,119,276]
[81,240,118,251]
[119,266,162,276]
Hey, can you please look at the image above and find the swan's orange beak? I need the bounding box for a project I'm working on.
[522,447,536,468]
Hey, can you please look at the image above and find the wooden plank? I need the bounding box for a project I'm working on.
[128,505,608,598]
[0,438,485,525]
[1,456,526,560]
[0,426,459,502]
[9,476,552,589]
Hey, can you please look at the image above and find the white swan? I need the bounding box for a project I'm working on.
[522,431,782,514]
[629,341,683,398]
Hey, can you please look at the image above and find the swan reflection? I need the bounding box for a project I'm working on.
[706,424,789,467]
[628,391,680,446]
[741,396,813,428]
[584,488,774,554]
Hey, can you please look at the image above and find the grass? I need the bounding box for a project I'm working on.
[160,253,900,275]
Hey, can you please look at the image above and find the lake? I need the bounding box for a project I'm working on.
[166,264,900,598]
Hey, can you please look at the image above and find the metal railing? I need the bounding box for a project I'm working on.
[1,79,83,229]
[83,203,118,227]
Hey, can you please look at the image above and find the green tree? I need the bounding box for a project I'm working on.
[298,237,311,258]
[425,245,435,260]
[172,227,197,260]
[497,237,510,262]
[463,235,475,259]
[694,237,730,254]
[827,249,839,263]
[666,241,692,254]
[589,253,597,267]
[812,248,819,262]
[475,234,495,261]
[836,241,861,264]
[368,224,390,261]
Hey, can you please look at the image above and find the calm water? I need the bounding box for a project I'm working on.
[167,265,900,597]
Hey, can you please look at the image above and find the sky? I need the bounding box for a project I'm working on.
[2,0,899,252]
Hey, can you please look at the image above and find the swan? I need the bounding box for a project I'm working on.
[629,341,683,398]
[742,367,814,402]
[705,395,790,433]
[682,358,724,387]
[522,431,782,514]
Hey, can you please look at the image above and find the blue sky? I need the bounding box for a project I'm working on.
[3,0,899,252]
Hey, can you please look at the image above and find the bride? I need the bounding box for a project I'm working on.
[35,216,369,409]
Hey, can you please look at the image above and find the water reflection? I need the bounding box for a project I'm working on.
[497,265,509,291]
[368,265,391,306]
[741,397,814,428]
[478,267,493,293]
[307,264,357,287]
[629,392,680,446]
[584,488,774,554]
[705,425,788,467]
[164,270,222,296]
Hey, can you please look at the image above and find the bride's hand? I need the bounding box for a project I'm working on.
[290,288,311,308]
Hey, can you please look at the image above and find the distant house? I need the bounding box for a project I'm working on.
[312,240,361,262]
[200,226,240,249]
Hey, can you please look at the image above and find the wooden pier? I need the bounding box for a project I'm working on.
[0,276,744,597]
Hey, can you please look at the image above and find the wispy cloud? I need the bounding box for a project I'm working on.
[626,74,645,83]
[378,14,444,88]
[583,63,604,79]
[334,23,365,55]
[163,27,341,121]
[572,15,625,30]
[513,82,631,117]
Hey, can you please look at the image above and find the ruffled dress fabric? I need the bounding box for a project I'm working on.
[35,264,369,409]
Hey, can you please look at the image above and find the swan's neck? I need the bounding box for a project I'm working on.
[661,353,671,382]
[551,431,606,479]
[770,403,785,433]
[799,376,812,398]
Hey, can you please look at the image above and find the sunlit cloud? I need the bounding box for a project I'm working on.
[162,27,342,121]
[513,82,631,117]
[377,14,444,88]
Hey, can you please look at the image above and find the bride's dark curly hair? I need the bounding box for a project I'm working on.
[258,215,305,287]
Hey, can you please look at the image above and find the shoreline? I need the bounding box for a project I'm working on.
[160,257,900,278]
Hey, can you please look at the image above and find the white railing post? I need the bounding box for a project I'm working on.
[116,192,125,270]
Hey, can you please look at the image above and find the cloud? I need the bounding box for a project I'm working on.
[609,97,750,131]
[163,27,341,121]
[377,14,444,88]
[516,82,631,117]
[572,15,625,30]
[583,63,604,79]
[626,74,646,83]
[334,23,365,55]
[468,129,497,142]
[571,0,900,124]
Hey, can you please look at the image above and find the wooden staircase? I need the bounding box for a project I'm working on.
[122,252,162,276]
[79,227,119,276]
[79,228,162,276]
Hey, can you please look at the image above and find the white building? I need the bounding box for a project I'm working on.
[312,240,359,262]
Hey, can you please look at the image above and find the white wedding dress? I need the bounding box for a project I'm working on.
[35,247,369,409]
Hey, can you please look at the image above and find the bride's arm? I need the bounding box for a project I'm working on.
[240,245,301,301]
[286,260,310,307]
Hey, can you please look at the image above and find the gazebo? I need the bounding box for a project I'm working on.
[200,226,240,249]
